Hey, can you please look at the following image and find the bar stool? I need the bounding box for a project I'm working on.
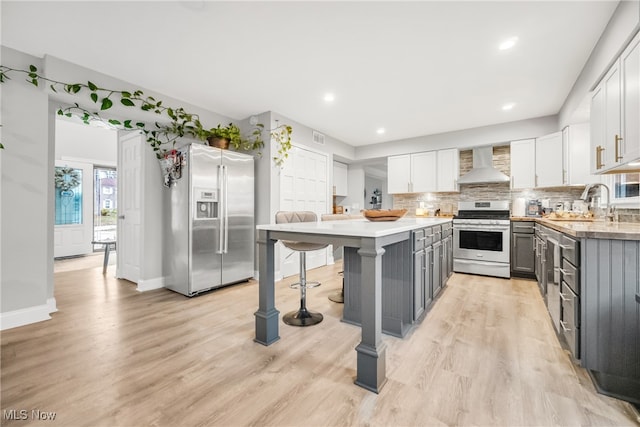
[276,211,328,326]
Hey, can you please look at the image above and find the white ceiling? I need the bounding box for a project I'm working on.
[2,1,618,147]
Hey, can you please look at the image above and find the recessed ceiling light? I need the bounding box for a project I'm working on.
[376,128,385,135]
[323,93,335,102]
[502,103,516,111]
[499,37,519,51]
[629,161,640,166]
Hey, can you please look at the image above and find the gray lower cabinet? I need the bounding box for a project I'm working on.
[343,240,413,338]
[511,221,535,279]
[581,238,640,405]
[432,240,442,298]
[342,222,451,338]
[413,235,426,321]
[560,234,580,359]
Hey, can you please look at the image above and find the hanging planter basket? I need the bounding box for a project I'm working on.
[207,136,230,150]
[159,150,185,187]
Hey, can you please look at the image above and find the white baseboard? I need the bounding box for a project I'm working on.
[47,297,58,313]
[1,303,51,330]
[136,276,165,292]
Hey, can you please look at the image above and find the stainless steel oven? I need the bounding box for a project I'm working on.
[453,201,511,278]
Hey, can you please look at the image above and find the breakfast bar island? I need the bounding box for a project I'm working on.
[254,217,453,393]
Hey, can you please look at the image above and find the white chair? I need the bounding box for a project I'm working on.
[275,211,328,326]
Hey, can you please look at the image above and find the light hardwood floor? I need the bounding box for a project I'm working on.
[1,260,638,426]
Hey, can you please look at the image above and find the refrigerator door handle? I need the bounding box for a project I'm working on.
[223,165,229,254]
[216,164,224,254]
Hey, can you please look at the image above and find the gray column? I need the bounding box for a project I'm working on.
[355,237,387,393]
[254,229,280,345]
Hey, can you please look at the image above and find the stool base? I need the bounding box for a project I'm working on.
[328,289,344,303]
[283,308,323,327]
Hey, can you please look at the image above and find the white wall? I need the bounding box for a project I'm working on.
[55,119,117,165]
[343,165,365,214]
[1,47,53,328]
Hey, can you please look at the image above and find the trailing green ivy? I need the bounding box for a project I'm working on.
[0,65,293,165]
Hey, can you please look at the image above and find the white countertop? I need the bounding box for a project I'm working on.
[257,217,452,238]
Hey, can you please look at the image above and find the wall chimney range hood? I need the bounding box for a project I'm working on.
[457,146,510,184]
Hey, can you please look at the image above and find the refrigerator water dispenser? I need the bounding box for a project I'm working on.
[195,189,218,219]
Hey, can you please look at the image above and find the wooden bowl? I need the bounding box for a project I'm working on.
[363,209,408,222]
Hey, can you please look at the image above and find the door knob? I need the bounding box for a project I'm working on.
[118,215,125,220]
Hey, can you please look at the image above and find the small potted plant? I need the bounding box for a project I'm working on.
[204,122,264,151]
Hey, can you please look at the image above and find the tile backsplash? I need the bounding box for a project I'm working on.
[393,146,640,222]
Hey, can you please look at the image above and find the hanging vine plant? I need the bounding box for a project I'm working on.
[0,65,293,165]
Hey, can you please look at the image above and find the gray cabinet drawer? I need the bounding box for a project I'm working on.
[432,225,442,242]
[413,229,425,251]
[424,226,434,246]
[560,281,580,359]
[512,221,534,234]
[560,234,579,266]
[561,258,579,295]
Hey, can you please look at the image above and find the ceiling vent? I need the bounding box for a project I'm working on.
[312,130,325,145]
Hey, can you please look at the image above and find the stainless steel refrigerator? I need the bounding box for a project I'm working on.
[164,143,254,296]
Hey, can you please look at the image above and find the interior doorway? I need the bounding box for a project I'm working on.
[54,118,118,268]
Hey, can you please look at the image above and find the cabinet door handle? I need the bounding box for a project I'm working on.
[559,268,573,276]
[559,320,572,333]
[615,135,623,162]
[597,145,605,169]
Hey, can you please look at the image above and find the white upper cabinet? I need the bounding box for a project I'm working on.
[411,151,437,193]
[563,124,598,185]
[621,31,640,164]
[436,149,459,192]
[512,131,591,189]
[535,131,564,187]
[387,149,456,194]
[590,84,605,173]
[510,139,536,189]
[387,155,412,194]
[591,31,640,173]
[333,161,348,196]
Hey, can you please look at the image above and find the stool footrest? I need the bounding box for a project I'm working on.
[289,281,321,289]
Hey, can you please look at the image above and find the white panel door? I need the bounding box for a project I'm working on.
[117,132,142,283]
[279,146,328,278]
[54,160,93,257]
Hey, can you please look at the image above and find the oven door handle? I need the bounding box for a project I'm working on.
[454,226,510,232]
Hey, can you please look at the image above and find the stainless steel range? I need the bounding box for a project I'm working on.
[453,200,511,278]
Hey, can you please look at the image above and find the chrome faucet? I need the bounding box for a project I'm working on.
[580,183,615,221]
